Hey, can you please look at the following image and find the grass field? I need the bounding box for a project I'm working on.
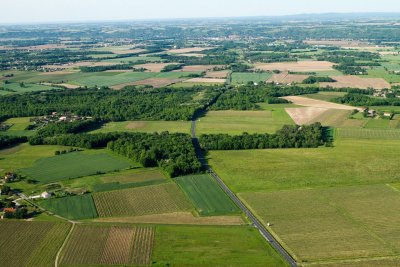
[91,120,190,134]
[361,66,400,83]
[19,150,134,183]
[152,225,288,266]
[240,184,400,263]
[93,183,192,217]
[39,194,98,220]
[197,105,294,135]
[336,128,400,139]
[0,221,70,267]
[209,138,400,192]
[175,174,239,216]
[0,117,35,136]
[230,72,272,84]
[60,224,154,266]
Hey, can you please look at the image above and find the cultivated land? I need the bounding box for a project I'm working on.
[19,150,134,183]
[93,183,192,217]
[91,120,190,134]
[197,107,294,135]
[175,174,239,216]
[268,72,309,84]
[0,117,34,136]
[60,224,155,266]
[283,95,358,110]
[240,184,400,263]
[152,225,289,267]
[0,221,71,267]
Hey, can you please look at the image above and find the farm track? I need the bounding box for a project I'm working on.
[191,120,298,267]
[55,222,75,267]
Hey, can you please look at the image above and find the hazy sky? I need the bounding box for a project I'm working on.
[2,0,400,24]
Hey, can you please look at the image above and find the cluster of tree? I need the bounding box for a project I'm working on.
[303,76,336,84]
[333,64,367,75]
[230,63,251,72]
[159,54,237,65]
[80,64,133,72]
[333,93,400,106]
[108,132,201,177]
[32,120,101,139]
[0,135,27,149]
[54,147,82,155]
[0,87,213,121]
[161,64,183,72]
[211,85,318,110]
[30,132,121,148]
[199,123,328,150]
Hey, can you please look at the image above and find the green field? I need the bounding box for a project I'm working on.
[91,120,190,134]
[361,66,400,83]
[0,117,35,136]
[104,56,164,63]
[209,138,400,192]
[197,105,294,135]
[240,184,400,263]
[230,72,272,84]
[0,221,71,267]
[175,174,239,216]
[19,150,134,183]
[93,183,192,217]
[39,194,98,220]
[153,225,288,266]
[304,91,347,102]
[0,82,58,95]
[336,128,400,139]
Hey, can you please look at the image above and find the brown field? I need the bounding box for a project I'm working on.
[41,70,76,75]
[175,65,223,72]
[93,212,245,225]
[61,225,155,266]
[268,72,309,84]
[167,47,213,54]
[205,70,230,78]
[43,61,119,70]
[285,107,328,125]
[283,96,359,110]
[184,77,226,84]
[111,78,183,89]
[304,40,370,47]
[254,61,334,72]
[321,75,391,89]
[135,63,177,72]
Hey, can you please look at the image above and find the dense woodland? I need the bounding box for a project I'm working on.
[200,123,328,150]
[333,93,400,106]
[0,135,27,149]
[0,87,217,121]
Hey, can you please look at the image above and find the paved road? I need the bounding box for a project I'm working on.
[191,120,297,267]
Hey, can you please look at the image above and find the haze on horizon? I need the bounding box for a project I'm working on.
[2,0,400,24]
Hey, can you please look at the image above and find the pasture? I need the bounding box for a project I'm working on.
[0,117,34,136]
[209,138,400,192]
[267,72,308,84]
[152,225,288,266]
[0,221,70,267]
[60,225,154,266]
[19,150,134,183]
[230,72,272,84]
[38,194,98,220]
[0,82,58,95]
[240,184,400,263]
[197,107,294,135]
[304,92,347,102]
[93,183,192,217]
[175,174,239,216]
[91,120,190,134]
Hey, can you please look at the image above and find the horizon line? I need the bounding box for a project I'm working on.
[1,11,400,26]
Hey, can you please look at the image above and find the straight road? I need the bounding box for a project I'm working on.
[191,120,297,267]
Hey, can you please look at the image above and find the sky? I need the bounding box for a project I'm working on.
[1,0,400,24]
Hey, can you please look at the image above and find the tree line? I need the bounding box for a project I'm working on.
[0,135,27,149]
[199,123,328,150]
